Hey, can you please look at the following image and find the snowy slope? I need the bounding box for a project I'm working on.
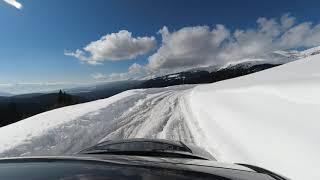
[0,90,142,156]
[0,49,319,179]
[189,54,320,180]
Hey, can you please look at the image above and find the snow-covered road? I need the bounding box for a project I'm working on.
[99,88,196,143]
[0,85,201,157]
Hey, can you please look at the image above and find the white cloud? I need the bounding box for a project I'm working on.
[279,22,320,48]
[145,14,320,72]
[87,14,320,80]
[128,63,143,73]
[3,0,22,9]
[92,63,145,82]
[147,25,230,71]
[91,72,131,82]
[0,83,13,87]
[91,73,107,80]
[280,13,296,30]
[66,30,156,65]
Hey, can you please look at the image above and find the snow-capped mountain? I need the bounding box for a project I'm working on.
[300,45,320,56]
[0,46,320,179]
[141,47,320,88]
[218,47,317,70]
[141,63,281,88]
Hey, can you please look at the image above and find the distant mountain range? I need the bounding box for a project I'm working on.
[66,80,145,101]
[0,92,12,97]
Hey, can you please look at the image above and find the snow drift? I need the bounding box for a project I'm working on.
[189,53,320,180]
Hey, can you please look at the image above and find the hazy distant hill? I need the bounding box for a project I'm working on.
[0,92,12,97]
[66,80,145,101]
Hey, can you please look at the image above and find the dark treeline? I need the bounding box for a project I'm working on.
[0,90,85,127]
[56,90,74,107]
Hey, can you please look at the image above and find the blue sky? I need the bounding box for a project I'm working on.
[1,0,320,94]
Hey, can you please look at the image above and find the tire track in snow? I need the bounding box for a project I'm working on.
[0,85,201,157]
[99,88,197,144]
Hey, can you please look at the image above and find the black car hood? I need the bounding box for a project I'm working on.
[0,155,275,180]
[76,154,255,172]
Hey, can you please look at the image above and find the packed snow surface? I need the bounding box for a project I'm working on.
[190,54,320,180]
[1,54,320,179]
[0,85,198,157]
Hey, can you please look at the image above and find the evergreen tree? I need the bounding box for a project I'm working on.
[58,90,64,104]
[57,89,73,106]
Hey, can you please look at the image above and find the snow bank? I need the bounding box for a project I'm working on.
[0,90,142,156]
[189,54,320,179]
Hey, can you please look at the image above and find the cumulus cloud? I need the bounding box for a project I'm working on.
[128,63,143,73]
[85,14,320,80]
[146,25,230,71]
[3,0,22,9]
[66,30,156,65]
[145,14,320,72]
